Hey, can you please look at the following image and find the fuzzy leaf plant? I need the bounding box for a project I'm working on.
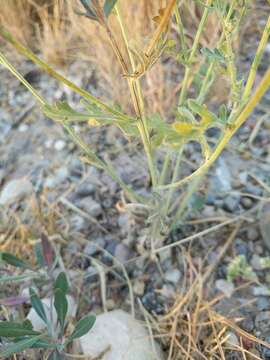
[0,238,96,359]
[0,0,269,257]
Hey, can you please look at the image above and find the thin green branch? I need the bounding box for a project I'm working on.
[0,52,46,105]
[178,0,213,106]
[243,15,270,100]
[0,26,130,121]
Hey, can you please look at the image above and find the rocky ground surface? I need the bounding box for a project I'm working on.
[0,46,270,359]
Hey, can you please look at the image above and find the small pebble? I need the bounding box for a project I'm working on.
[54,139,66,151]
[84,242,98,256]
[241,197,254,209]
[75,183,96,197]
[215,279,234,298]
[0,178,33,205]
[114,243,131,264]
[164,269,181,284]
[251,255,263,271]
[78,197,102,218]
[247,228,259,241]
[133,281,145,296]
[257,297,270,311]
[225,331,239,347]
[18,123,29,132]
[223,195,240,212]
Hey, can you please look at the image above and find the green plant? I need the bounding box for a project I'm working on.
[0,0,269,257]
[227,255,256,282]
[0,236,96,359]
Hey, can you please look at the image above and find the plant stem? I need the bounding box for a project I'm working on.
[159,67,270,190]
[178,0,213,106]
[164,147,183,212]
[114,4,158,187]
[243,15,270,100]
[0,26,130,120]
[174,3,188,59]
[0,52,46,105]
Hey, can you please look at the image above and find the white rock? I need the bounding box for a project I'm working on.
[54,139,66,151]
[27,295,77,331]
[215,279,234,298]
[80,310,164,360]
[0,178,33,205]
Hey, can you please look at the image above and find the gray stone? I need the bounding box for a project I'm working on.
[0,178,33,205]
[257,297,270,311]
[251,255,263,271]
[79,197,102,217]
[44,167,68,188]
[75,183,96,197]
[164,269,181,284]
[84,242,98,256]
[252,286,270,296]
[241,197,253,209]
[114,243,131,263]
[247,228,259,241]
[260,203,270,250]
[223,195,240,212]
[215,279,234,298]
[255,311,270,333]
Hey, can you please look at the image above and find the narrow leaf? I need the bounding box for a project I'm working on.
[103,0,117,18]
[54,272,69,294]
[0,335,42,358]
[0,273,38,283]
[41,233,54,268]
[54,289,68,332]
[0,322,40,337]
[29,288,48,325]
[68,315,96,341]
[0,252,31,269]
[0,296,28,306]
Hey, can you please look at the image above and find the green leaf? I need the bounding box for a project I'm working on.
[78,0,98,20]
[29,288,47,325]
[30,339,55,349]
[54,272,69,294]
[54,289,68,332]
[68,315,96,342]
[177,107,196,123]
[0,335,42,358]
[34,242,45,267]
[0,274,38,283]
[218,104,228,124]
[0,322,40,337]
[187,99,217,125]
[0,252,31,269]
[201,47,225,62]
[43,102,91,122]
[103,0,117,18]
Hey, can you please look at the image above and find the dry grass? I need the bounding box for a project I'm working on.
[152,226,270,359]
[1,0,266,113]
